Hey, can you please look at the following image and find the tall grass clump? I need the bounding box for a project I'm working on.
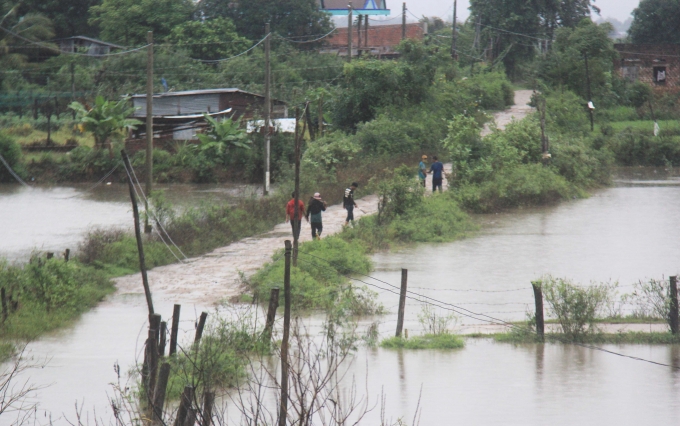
[381,304,464,350]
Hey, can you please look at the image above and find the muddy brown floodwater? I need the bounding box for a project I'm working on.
[5,168,680,425]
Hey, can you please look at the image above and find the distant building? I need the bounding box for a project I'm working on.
[58,36,123,56]
[129,88,287,141]
[323,22,426,58]
[614,44,680,89]
[319,0,389,15]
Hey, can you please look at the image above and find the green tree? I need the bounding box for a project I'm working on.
[0,3,55,65]
[468,0,599,78]
[628,0,680,44]
[88,0,194,45]
[539,19,617,102]
[166,17,251,61]
[198,0,333,42]
[69,96,141,156]
[18,0,101,39]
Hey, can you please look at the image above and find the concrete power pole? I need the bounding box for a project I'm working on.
[264,23,271,196]
[348,2,353,62]
[145,31,154,233]
[451,0,458,60]
[402,3,406,40]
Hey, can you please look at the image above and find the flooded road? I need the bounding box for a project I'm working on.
[4,169,680,425]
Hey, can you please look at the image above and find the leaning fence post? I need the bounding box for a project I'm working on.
[395,269,408,337]
[174,386,195,426]
[169,304,181,356]
[531,281,545,340]
[670,276,679,335]
[64,248,70,262]
[264,287,280,338]
[194,312,208,346]
[151,362,171,426]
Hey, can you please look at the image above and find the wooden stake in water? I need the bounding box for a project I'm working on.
[531,281,545,340]
[396,269,408,337]
[670,276,679,335]
[264,287,280,339]
[169,304,180,356]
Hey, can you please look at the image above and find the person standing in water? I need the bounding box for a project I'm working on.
[306,192,327,239]
[343,182,359,226]
[430,156,444,193]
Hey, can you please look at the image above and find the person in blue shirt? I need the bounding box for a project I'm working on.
[418,155,428,187]
[430,155,444,192]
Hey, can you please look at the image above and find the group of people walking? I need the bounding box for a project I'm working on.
[285,154,442,240]
[285,182,359,240]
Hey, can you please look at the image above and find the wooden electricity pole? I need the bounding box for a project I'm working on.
[395,269,408,337]
[347,2,353,62]
[145,31,154,233]
[279,240,293,426]
[584,52,594,132]
[264,23,271,196]
[122,150,154,316]
[402,3,406,40]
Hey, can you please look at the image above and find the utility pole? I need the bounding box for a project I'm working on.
[145,31,154,233]
[279,240,292,426]
[264,23,271,196]
[402,3,406,40]
[451,0,458,60]
[347,2,353,62]
[70,62,76,119]
[584,52,594,132]
[357,15,362,54]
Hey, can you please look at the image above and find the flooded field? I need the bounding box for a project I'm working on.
[3,168,680,425]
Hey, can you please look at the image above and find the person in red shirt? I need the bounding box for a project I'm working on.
[285,192,307,239]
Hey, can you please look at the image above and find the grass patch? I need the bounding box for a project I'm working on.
[0,258,115,360]
[380,334,465,350]
[249,236,381,314]
[489,331,680,345]
[608,120,680,135]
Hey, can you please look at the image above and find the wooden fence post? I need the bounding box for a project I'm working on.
[279,240,292,426]
[194,312,208,346]
[531,281,545,340]
[64,248,70,262]
[202,392,215,426]
[670,276,679,335]
[46,252,54,260]
[159,321,167,357]
[170,304,180,356]
[146,314,161,407]
[151,362,171,426]
[174,386,195,426]
[395,269,408,337]
[264,287,280,338]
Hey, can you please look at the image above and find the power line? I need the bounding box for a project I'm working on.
[276,28,337,44]
[295,251,680,370]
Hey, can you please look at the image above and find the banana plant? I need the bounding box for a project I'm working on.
[196,114,250,158]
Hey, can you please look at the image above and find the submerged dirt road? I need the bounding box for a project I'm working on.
[115,90,535,306]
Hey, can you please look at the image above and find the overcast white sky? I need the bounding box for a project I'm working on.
[380,0,639,23]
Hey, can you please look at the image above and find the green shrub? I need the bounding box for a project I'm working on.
[249,236,378,313]
[455,164,579,213]
[0,132,24,182]
[540,276,616,340]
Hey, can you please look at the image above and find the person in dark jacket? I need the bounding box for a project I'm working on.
[343,182,359,226]
[306,192,327,239]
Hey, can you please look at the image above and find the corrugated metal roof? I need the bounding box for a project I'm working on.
[130,88,263,99]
